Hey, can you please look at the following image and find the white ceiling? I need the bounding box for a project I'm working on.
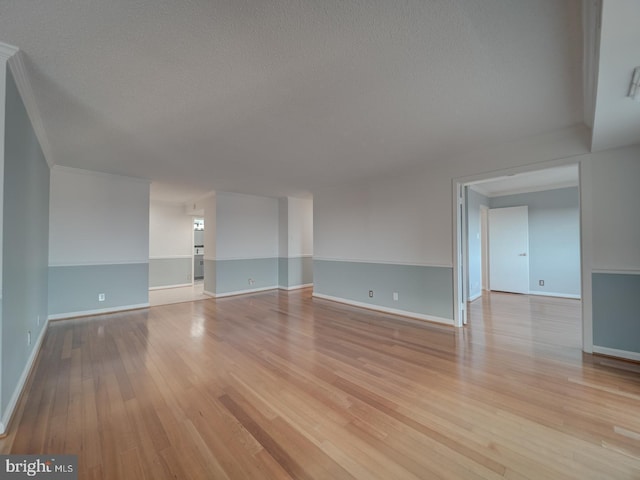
[0,0,587,202]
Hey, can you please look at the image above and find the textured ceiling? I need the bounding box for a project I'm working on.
[1,0,584,202]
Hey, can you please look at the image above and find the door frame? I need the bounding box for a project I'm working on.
[452,160,589,352]
[480,204,489,291]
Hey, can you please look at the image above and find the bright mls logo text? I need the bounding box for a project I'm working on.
[1,455,77,479]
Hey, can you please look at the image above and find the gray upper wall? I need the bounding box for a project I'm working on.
[489,187,580,297]
[2,65,50,416]
[466,186,581,299]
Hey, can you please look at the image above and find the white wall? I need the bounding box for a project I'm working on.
[287,197,313,257]
[203,194,216,260]
[314,126,590,267]
[314,174,450,266]
[149,201,193,258]
[588,145,640,270]
[49,166,150,265]
[215,192,279,260]
[278,197,288,257]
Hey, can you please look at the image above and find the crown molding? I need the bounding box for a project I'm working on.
[52,164,151,184]
[7,51,56,168]
[0,42,19,61]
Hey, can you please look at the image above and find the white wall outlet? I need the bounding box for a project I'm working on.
[369,290,374,298]
[27,330,31,346]
[248,278,255,285]
[539,280,544,286]
[98,293,106,302]
[393,292,399,301]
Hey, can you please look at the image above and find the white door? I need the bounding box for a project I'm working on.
[489,206,529,294]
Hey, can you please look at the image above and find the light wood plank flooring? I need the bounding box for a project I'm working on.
[149,280,208,307]
[2,289,639,479]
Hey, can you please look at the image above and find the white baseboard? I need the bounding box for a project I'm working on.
[279,283,314,291]
[593,346,640,362]
[149,283,192,291]
[1,316,50,435]
[312,293,454,326]
[528,291,581,299]
[468,292,482,302]
[206,286,279,298]
[48,303,150,321]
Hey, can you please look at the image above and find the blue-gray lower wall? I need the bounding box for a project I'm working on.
[204,259,216,295]
[278,258,288,287]
[592,273,640,354]
[149,258,192,288]
[48,263,149,318]
[2,65,50,419]
[289,256,313,287]
[313,260,454,321]
[279,256,313,288]
[206,257,311,295]
[214,258,279,295]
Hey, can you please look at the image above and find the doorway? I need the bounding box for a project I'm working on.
[193,217,204,281]
[453,164,583,344]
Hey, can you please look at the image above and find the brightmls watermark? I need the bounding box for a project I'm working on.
[0,456,77,479]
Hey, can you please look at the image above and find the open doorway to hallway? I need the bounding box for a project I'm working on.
[455,164,582,344]
[149,216,209,307]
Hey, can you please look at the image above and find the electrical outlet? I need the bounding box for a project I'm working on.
[539,280,544,286]
[248,278,255,286]
[393,292,399,301]
[98,293,106,302]
[369,290,374,298]
[27,330,31,346]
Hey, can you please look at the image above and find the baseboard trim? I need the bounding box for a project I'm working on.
[207,286,279,298]
[48,303,150,321]
[149,283,193,291]
[593,346,640,362]
[313,257,452,268]
[468,292,482,302]
[279,283,314,291]
[0,316,50,436]
[528,291,581,299]
[312,293,454,326]
[592,268,640,275]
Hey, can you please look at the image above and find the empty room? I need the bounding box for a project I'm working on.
[0,1,639,479]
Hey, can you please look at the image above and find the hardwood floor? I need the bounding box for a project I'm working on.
[2,289,639,479]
